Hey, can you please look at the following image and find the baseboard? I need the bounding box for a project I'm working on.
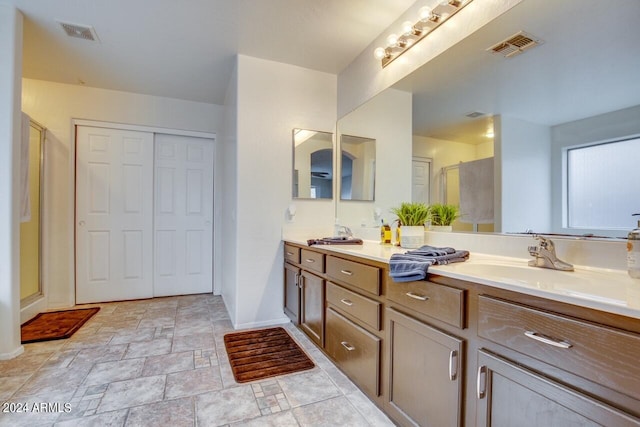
[0,345,24,360]
[233,316,290,331]
[20,295,47,324]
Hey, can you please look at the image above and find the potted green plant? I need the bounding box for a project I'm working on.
[428,203,461,232]
[390,202,430,248]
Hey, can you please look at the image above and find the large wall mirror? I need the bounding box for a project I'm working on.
[337,0,640,237]
[292,129,334,200]
[340,134,375,201]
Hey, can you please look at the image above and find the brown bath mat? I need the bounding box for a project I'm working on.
[224,327,314,383]
[21,307,100,344]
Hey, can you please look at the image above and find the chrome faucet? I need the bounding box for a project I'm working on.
[528,235,574,271]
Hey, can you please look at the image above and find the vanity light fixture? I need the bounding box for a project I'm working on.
[374,0,474,67]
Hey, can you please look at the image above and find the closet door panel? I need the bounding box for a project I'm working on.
[76,126,153,303]
[153,134,214,296]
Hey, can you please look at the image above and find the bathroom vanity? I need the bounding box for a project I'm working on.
[283,240,640,427]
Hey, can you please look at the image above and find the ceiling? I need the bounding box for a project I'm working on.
[392,0,640,142]
[8,0,415,105]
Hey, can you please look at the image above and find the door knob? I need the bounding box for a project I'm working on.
[78,220,85,226]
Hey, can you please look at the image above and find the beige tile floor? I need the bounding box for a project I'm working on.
[0,295,394,426]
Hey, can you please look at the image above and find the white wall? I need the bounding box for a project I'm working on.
[336,88,412,232]
[496,115,551,233]
[337,0,524,117]
[233,55,337,328]
[0,4,24,359]
[551,105,640,234]
[220,60,238,322]
[21,79,224,309]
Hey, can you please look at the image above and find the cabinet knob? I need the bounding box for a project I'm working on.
[305,258,315,263]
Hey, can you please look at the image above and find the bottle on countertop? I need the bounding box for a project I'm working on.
[395,220,402,247]
[628,213,640,279]
[380,219,392,245]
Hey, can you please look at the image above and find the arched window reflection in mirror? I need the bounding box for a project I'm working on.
[340,134,376,201]
[292,129,334,200]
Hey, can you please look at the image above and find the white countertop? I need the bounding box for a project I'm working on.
[285,238,640,320]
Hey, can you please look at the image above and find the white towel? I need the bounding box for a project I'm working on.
[459,157,494,224]
[20,113,31,222]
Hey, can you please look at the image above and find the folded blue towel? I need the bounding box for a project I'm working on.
[389,246,469,283]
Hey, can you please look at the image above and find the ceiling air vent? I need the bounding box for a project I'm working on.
[465,111,485,118]
[487,31,542,58]
[58,21,99,42]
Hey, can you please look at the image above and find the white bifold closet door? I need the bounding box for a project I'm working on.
[153,134,214,297]
[76,126,154,303]
[76,127,214,304]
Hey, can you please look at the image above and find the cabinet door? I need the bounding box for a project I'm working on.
[476,350,640,427]
[284,263,300,324]
[386,308,463,427]
[300,270,325,347]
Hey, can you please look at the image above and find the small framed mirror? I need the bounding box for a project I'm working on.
[340,134,376,201]
[292,129,334,199]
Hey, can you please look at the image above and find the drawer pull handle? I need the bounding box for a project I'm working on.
[286,251,294,256]
[406,292,429,301]
[340,299,353,307]
[340,269,353,276]
[341,341,356,351]
[449,350,458,381]
[477,365,487,399]
[305,258,316,263]
[524,331,573,349]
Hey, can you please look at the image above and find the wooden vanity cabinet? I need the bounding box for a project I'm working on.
[386,307,464,427]
[283,262,300,324]
[283,241,640,426]
[299,270,325,347]
[475,294,640,426]
[476,350,640,427]
[283,244,326,347]
[385,279,466,427]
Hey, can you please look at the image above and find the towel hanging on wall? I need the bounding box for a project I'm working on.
[20,112,31,222]
[459,157,494,224]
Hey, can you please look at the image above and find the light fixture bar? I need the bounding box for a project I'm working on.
[374,0,474,68]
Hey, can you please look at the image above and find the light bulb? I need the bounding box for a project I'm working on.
[419,6,433,21]
[373,47,387,60]
[401,21,414,36]
[386,33,399,47]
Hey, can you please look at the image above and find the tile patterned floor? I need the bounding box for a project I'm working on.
[0,295,394,426]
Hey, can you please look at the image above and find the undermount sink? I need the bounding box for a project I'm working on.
[437,259,628,306]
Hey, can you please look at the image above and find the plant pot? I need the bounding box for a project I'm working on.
[400,226,425,249]
[429,225,453,232]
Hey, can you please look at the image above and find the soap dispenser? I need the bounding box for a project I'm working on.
[628,213,640,279]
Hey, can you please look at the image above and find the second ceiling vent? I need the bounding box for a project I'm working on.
[487,31,542,58]
[58,21,99,42]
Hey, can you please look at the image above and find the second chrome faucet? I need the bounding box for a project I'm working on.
[528,235,574,271]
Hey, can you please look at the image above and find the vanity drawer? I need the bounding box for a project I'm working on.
[284,244,300,264]
[325,307,381,397]
[326,256,380,296]
[387,280,465,329]
[300,249,325,274]
[478,295,640,401]
[326,282,381,331]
